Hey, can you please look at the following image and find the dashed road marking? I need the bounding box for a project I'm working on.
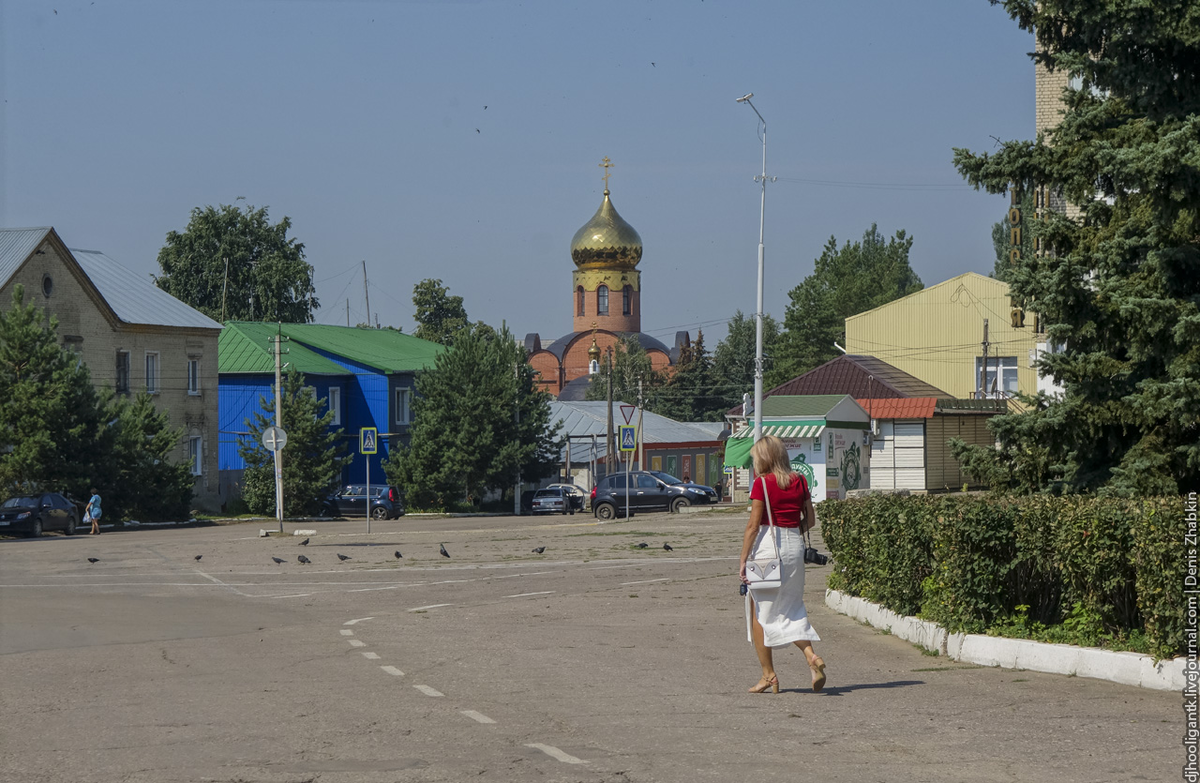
[461,710,496,724]
[362,652,380,660]
[344,617,375,625]
[381,665,404,676]
[340,629,354,636]
[620,578,670,586]
[413,684,444,697]
[348,639,366,647]
[504,591,555,598]
[409,603,452,612]
[525,743,587,764]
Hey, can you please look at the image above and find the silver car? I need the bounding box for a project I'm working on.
[531,488,571,515]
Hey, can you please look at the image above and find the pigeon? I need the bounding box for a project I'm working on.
[271,557,285,564]
[394,550,403,559]
[298,555,311,564]
[337,553,350,561]
[194,555,203,561]
[87,557,99,564]
[532,546,545,554]
[298,538,310,546]
[439,543,450,558]
[663,543,673,551]
[635,542,648,549]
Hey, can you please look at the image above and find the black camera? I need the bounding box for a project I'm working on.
[804,546,829,566]
[739,582,749,596]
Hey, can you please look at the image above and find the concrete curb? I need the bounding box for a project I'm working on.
[825,589,1185,692]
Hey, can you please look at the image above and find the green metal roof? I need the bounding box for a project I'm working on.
[219,322,444,375]
[760,394,847,417]
[219,323,348,375]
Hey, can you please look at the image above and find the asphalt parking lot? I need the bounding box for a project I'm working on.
[0,510,1181,783]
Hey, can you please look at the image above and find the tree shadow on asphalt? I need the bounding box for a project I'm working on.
[780,679,925,695]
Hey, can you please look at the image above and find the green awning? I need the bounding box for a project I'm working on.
[723,437,754,469]
[728,421,826,440]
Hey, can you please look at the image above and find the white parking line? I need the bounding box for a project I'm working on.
[344,617,375,625]
[490,571,553,579]
[413,684,444,697]
[340,630,354,636]
[348,639,366,647]
[362,652,380,660]
[348,585,401,593]
[525,743,587,764]
[461,710,496,724]
[504,591,555,598]
[620,578,670,586]
[409,603,452,612]
[266,593,313,599]
[380,666,404,676]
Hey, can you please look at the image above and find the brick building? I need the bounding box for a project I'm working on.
[0,227,222,510]
[525,161,689,399]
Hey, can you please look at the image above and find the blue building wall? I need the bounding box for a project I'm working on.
[307,349,391,484]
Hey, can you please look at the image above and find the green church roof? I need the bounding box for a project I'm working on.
[218,322,444,375]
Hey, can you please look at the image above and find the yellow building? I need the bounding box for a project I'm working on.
[844,272,1041,401]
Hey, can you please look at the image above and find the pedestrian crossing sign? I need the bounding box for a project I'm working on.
[360,427,378,454]
[619,425,637,452]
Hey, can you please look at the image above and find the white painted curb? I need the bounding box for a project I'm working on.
[826,589,1185,692]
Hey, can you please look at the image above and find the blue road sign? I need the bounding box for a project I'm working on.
[619,425,637,452]
[360,427,378,455]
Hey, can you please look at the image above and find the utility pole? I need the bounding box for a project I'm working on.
[220,257,229,324]
[605,348,615,479]
[362,260,371,329]
[346,299,350,327]
[979,319,990,399]
[637,377,644,471]
[274,325,285,532]
[513,362,521,515]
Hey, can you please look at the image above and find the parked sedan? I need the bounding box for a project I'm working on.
[531,487,572,515]
[546,483,586,512]
[0,493,80,537]
[320,485,404,519]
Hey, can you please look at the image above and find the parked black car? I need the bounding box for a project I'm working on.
[590,471,717,520]
[0,493,80,537]
[319,485,404,519]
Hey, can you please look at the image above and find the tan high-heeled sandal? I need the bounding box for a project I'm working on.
[809,657,827,692]
[748,675,779,694]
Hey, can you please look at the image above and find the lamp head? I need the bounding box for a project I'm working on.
[736,93,754,103]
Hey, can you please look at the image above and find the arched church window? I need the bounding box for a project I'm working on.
[597,285,609,315]
[577,286,585,316]
[622,285,631,315]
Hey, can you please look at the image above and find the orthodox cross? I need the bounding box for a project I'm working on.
[599,157,614,190]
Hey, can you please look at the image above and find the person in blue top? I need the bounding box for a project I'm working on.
[86,488,102,535]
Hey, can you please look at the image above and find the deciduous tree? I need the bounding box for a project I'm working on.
[156,203,318,323]
[412,279,469,345]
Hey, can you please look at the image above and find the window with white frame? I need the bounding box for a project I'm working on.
[145,351,160,394]
[395,388,411,426]
[975,356,1018,398]
[187,358,200,395]
[327,387,342,426]
[116,351,130,394]
[189,436,202,476]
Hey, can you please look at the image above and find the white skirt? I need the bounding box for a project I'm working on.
[749,526,820,648]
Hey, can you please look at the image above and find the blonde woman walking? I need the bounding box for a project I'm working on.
[738,435,826,693]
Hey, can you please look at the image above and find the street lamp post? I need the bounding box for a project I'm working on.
[736,93,775,442]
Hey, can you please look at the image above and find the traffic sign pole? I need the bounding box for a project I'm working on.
[360,428,378,534]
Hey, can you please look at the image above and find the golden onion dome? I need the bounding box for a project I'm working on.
[570,189,643,269]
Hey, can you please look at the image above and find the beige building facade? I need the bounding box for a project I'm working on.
[0,227,221,511]
[845,272,1042,402]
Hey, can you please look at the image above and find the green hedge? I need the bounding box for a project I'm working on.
[820,494,1186,659]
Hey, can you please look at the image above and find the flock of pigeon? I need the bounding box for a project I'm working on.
[84,538,675,564]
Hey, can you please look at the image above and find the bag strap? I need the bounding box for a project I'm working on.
[758,476,781,561]
[803,492,819,549]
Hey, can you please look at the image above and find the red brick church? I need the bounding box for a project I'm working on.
[525,159,690,399]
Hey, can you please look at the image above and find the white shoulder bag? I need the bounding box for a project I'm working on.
[744,477,782,592]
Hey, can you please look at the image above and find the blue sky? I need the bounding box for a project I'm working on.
[2,0,1034,346]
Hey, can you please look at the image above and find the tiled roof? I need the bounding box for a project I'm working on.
[219,322,444,375]
[854,397,939,419]
[71,249,222,330]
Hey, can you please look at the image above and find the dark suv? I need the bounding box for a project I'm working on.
[320,485,404,519]
[590,471,717,520]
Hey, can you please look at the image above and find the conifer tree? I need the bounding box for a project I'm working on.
[240,368,351,516]
[712,310,780,415]
[386,325,561,510]
[951,0,1200,495]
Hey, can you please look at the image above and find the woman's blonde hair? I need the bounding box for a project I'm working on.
[750,434,794,490]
